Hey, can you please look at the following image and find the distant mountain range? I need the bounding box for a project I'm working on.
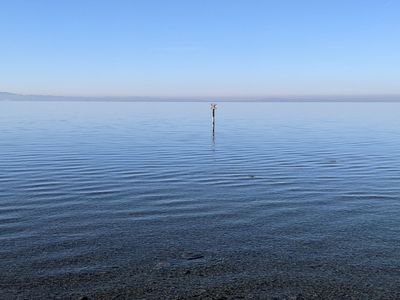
[1,92,400,102]
[0,92,183,102]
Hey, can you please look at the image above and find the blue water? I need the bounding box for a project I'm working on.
[1,101,400,299]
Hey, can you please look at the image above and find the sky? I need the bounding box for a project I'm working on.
[1,0,400,97]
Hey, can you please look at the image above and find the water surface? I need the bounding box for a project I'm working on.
[1,101,400,299]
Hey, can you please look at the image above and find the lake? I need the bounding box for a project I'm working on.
[1,101,400,299]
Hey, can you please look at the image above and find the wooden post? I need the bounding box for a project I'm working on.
[210,103,217,133]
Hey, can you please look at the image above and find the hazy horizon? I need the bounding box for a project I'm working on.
[3,90,400,99]
[1,0,400,97]
[2,91,400,103]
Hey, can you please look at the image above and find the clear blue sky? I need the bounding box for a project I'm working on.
[1,0,399,97]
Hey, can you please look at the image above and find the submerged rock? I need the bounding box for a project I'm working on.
[182,252,204,260]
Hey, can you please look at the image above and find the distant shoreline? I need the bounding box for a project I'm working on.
[2,92,400,102]
[3,99,400,103]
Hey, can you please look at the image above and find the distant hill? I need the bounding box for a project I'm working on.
[0,92,23,101]
[0,92,190,102]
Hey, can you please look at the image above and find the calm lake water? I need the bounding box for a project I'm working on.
[1,101,400,299]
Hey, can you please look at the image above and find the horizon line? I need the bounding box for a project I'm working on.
[2,91,400,102]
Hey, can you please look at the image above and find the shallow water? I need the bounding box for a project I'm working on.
[1,101,400,299]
